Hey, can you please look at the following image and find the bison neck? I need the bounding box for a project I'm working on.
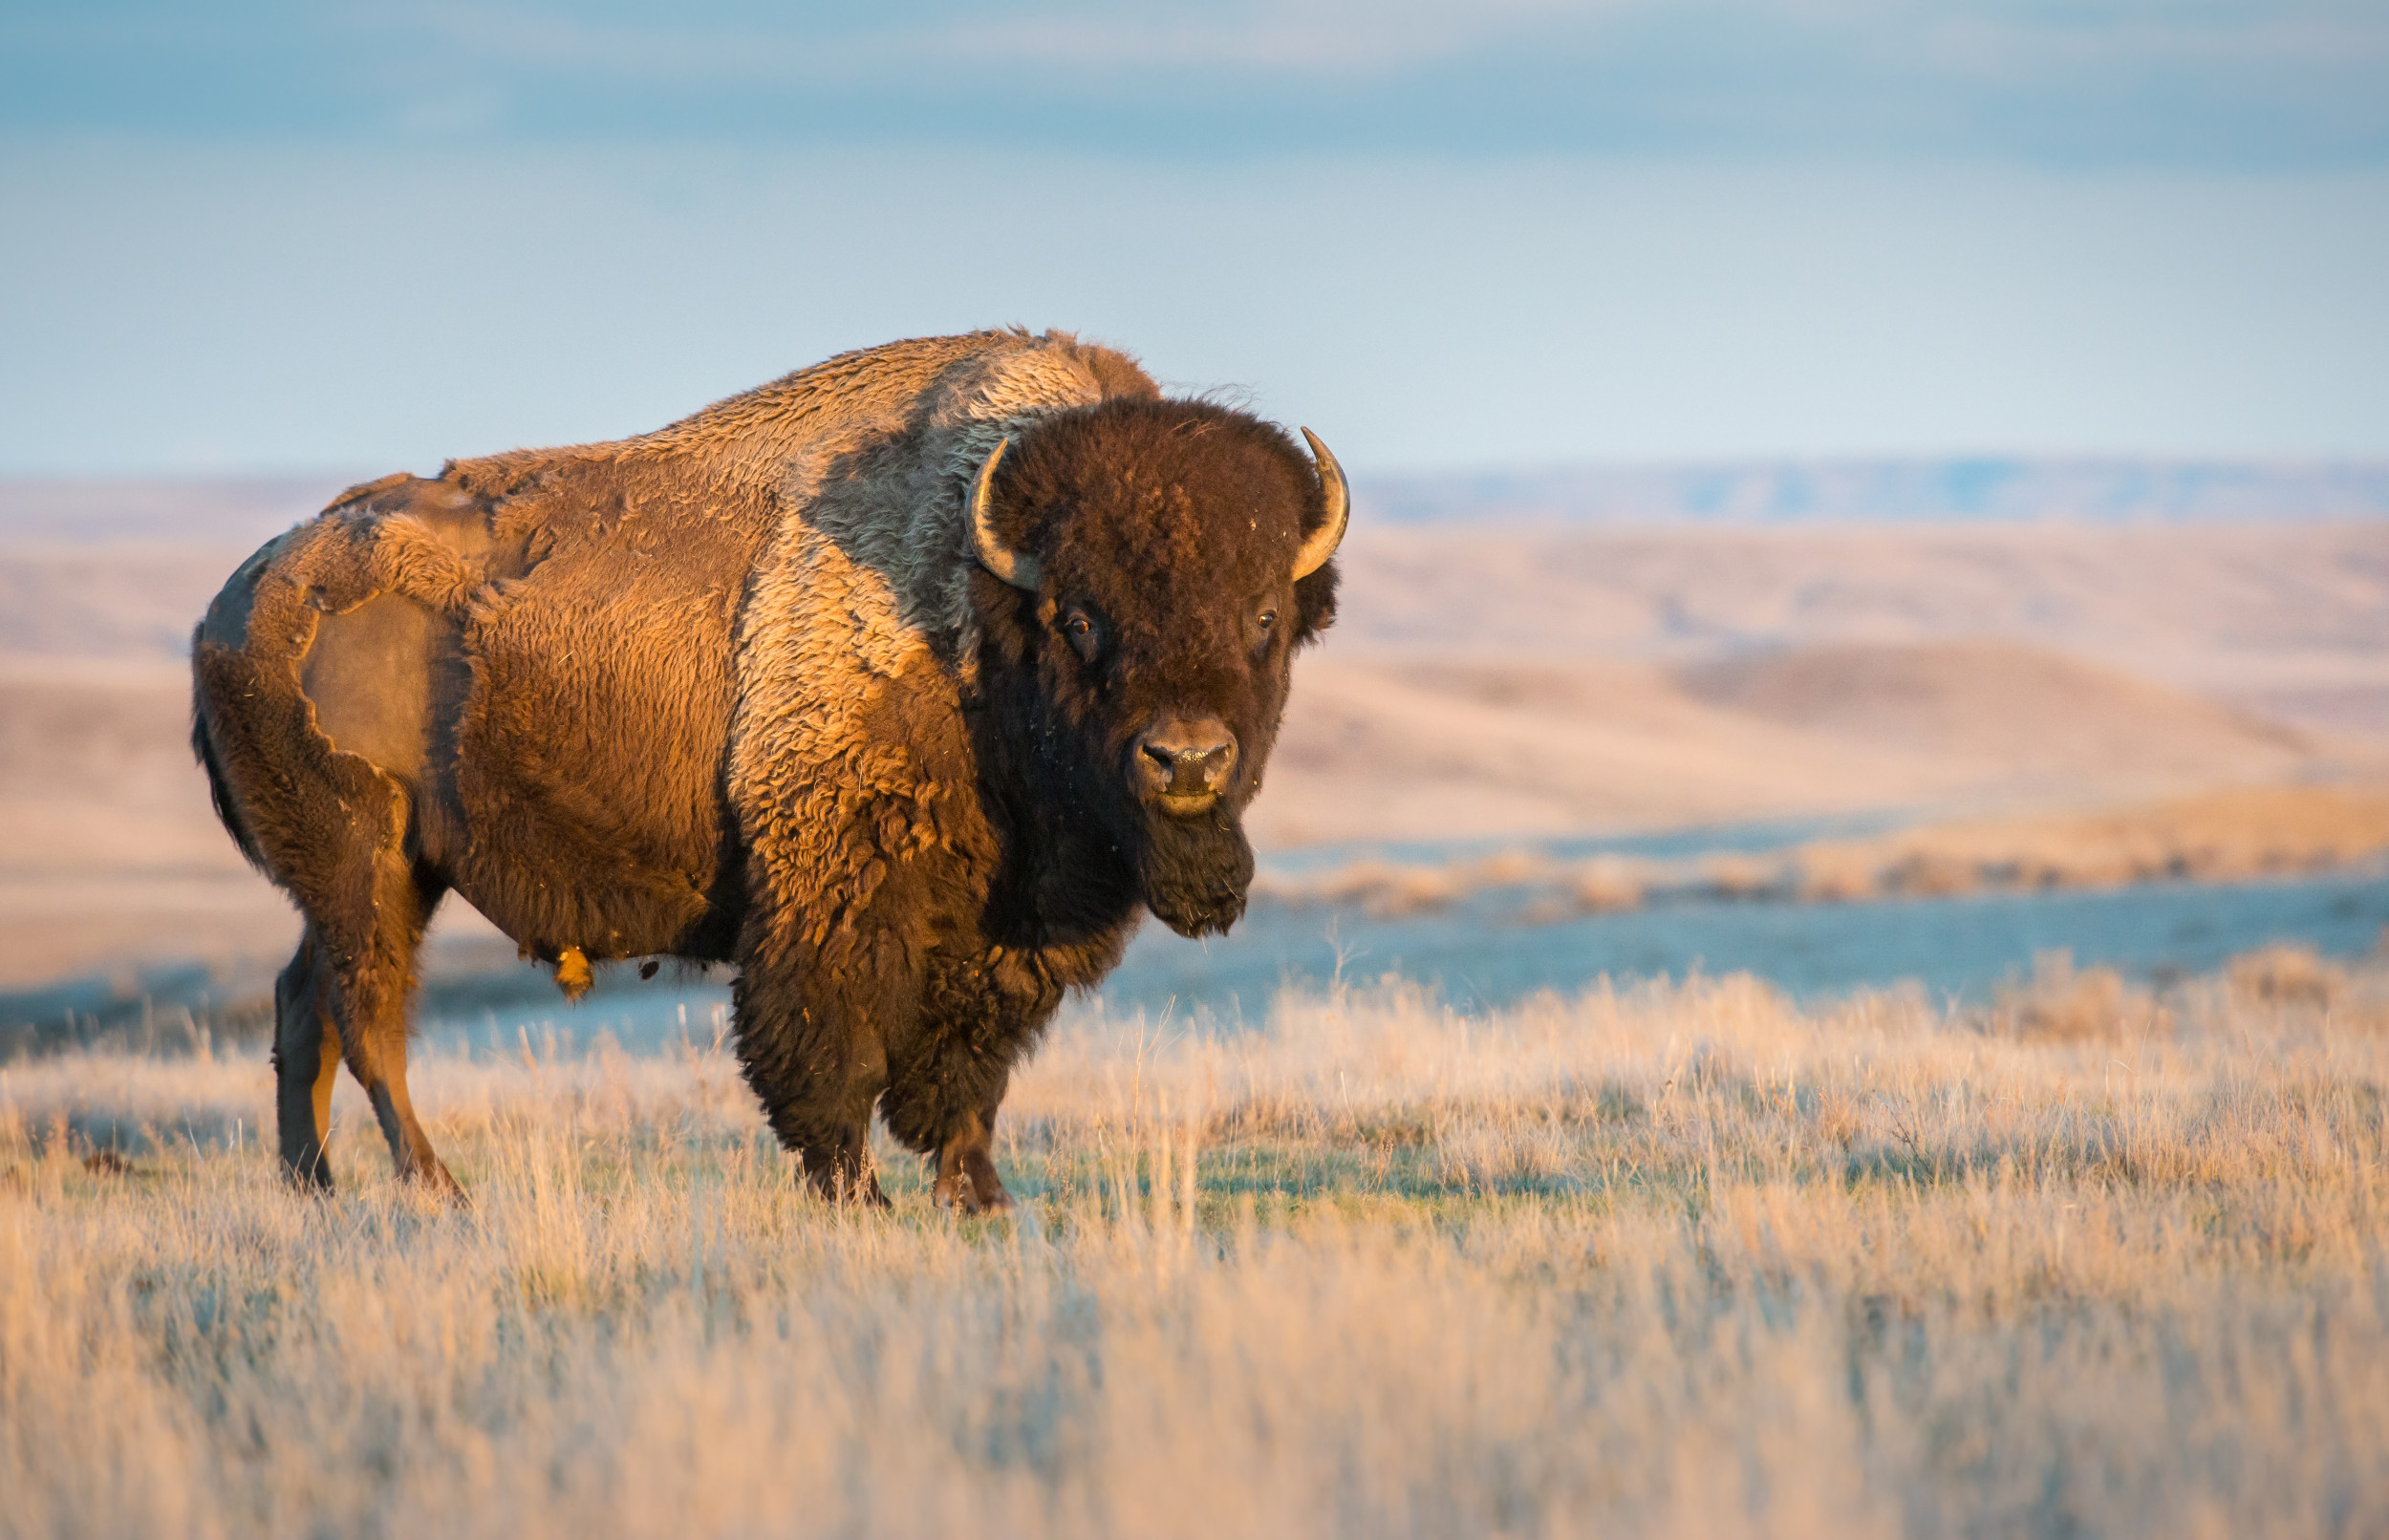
[979,789,1147,954]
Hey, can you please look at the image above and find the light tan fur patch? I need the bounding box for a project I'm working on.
[720,332,1157,964]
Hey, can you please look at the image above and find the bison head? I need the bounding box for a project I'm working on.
[969,398,1345,938]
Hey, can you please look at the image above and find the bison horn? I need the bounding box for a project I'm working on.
[1293,428,1348,581]
[967,437,1041,591]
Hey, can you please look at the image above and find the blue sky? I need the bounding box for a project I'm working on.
[3,2,2386,474]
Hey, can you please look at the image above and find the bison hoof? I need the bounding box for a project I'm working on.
[934,1164,1015,1215]
[410,1164,469,1208]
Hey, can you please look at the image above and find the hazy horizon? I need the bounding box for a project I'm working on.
[8,454,2389,548]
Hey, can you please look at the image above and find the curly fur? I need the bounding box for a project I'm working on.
[189,329,1342,1207]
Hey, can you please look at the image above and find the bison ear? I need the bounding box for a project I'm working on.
[969,437,1042,591]
[1292,553,1339,647]
[1292,428,1348,581]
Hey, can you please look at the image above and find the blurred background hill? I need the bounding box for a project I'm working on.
[6,471,2385,995]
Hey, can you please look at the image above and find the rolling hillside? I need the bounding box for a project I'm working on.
[1248,641,2344,848]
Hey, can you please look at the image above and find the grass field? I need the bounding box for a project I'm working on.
[6,954,2389,1537]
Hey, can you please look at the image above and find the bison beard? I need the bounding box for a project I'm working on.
[1130,808,1256,938]
[1027,695,1260,940]
[992,682,1258,940]
[186,330,1343,1213]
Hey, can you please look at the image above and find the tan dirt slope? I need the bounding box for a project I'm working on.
[1332,520,2389,736]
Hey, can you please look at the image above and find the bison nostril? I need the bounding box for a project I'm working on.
[1136,718,1238,801]
[1191,743,1235,788]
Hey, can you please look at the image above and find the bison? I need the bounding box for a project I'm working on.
[190,329,1345,1209]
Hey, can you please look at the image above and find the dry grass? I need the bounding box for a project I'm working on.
[7,959,2389,1537]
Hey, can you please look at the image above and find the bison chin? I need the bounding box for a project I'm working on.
[1132,810,1256,939]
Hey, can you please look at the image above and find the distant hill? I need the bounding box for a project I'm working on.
[9,460,2389,549]
[1359,459,2389,525]
[4,458,2389,556]
[0,477,357,545]
[6,472,2389,989]
[1250,641,2347,849]
[1330,520,2389,738]
[1678,641,2311,783]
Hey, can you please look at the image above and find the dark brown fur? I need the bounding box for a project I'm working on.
[190,330,1339,1208]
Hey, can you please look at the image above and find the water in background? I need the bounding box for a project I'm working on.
[1256,811,1909,875]
[400,868,2389,1058]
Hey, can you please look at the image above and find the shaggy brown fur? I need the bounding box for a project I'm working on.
[191,330,1342,1208]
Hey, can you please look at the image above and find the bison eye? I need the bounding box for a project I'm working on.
[1257,609,1278,632]
[1061,609,1103,663]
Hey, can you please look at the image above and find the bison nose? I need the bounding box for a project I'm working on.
[1133,717,1238,807]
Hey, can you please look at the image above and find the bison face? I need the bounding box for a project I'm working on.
[971,398,1345,938]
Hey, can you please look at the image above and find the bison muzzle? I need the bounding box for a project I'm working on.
[189,330,1345,1210]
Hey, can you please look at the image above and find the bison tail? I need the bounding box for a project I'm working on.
[189,636,269,872]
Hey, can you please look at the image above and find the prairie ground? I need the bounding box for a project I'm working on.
[7,956,2389,1538]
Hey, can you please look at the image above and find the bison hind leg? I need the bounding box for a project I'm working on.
[194,590,463,1198]
[339,865,463,1201]
[274,847,463,1201]
[274,881,460,1202]
[272,933,341,1190]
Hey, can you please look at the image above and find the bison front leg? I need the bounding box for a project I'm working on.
[930,1105,1011,1214]
[881,1002,1023,1214]
[731,952,895,1208]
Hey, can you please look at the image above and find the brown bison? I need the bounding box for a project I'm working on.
[190,330,1345,1208]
